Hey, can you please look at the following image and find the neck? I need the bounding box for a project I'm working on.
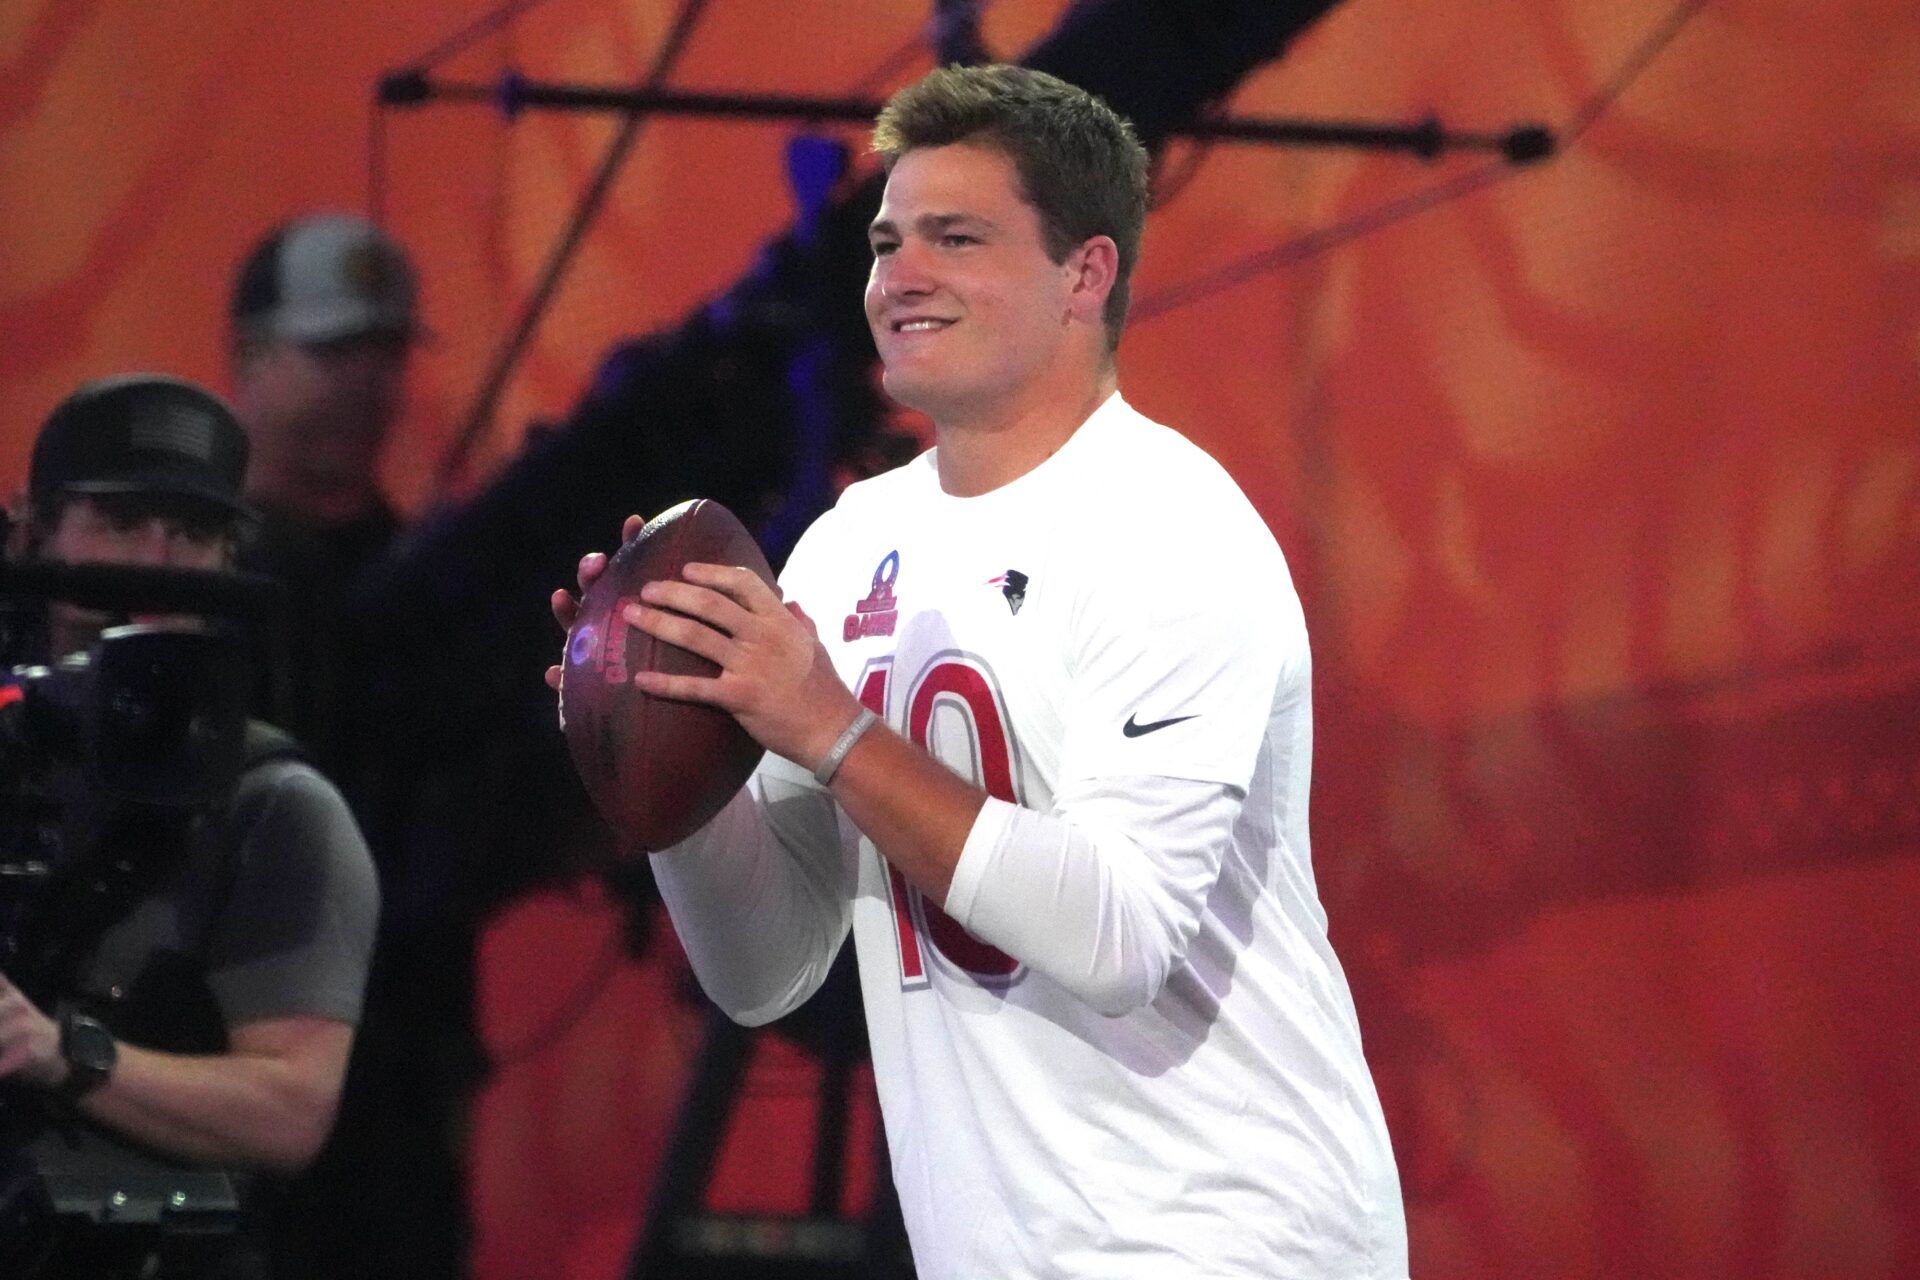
[248,465,382,526]
[932,369,1117,497]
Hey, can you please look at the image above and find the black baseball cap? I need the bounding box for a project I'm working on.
[30,375,252,520]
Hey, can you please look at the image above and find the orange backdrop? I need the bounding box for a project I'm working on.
[4,1,1917,1277]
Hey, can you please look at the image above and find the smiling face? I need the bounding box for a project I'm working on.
[865,141,1110,433]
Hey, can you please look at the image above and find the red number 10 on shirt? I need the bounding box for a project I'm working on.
[856,657,1024,989]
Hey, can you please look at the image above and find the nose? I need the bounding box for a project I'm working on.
[123,520,170,565]
[124,519,201,567]
[873,244,935,303]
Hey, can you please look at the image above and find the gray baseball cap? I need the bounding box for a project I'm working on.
[231,213,420,344]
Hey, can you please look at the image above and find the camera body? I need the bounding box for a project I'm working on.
[1,621,252,974]
[0,613,256,1278]
[2,621,250,810]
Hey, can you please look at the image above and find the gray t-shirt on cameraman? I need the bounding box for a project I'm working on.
[74,757,378,1054]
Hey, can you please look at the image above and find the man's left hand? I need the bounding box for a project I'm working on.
[624,563,867,772]
[0,974,66,1089]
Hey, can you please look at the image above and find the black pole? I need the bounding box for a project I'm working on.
[933,0,990,65]
[427,0,709,500]
[381,74,1554,163]
[626,1012,756,1278]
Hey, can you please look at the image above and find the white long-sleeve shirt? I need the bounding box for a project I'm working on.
[655,394,1407,1279]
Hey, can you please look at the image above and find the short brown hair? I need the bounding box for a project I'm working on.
[872,65,1149,352]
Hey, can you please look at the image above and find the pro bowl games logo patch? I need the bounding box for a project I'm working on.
[845,550,900,640]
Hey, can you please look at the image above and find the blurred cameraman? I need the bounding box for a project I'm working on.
[0,376,378,1275]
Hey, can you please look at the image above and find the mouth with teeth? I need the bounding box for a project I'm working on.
[891,317,953,333]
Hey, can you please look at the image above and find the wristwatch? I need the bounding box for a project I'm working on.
[58,1010,117,1098]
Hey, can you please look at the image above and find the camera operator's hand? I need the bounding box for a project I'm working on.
[0,974,65,1089]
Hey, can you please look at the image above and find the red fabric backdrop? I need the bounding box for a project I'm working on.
[4,1,1916,1276]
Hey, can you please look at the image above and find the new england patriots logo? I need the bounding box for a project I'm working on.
[987,569,1028,616]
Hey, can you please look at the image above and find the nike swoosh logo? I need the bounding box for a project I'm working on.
[1123,713,1196,738]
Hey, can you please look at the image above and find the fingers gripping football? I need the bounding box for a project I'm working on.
[624,565,758,668]
[625,563,859,769]
[553,501,777,852]
[545,514,648,690]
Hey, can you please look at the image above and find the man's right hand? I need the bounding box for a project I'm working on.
[545,513,647,690]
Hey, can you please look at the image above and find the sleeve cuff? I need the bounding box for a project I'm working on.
[942,795,1016,925]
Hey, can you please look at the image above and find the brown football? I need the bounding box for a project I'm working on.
[559,499,773,852]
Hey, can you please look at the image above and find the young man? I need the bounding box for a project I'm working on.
[558,65,1407,1277]
[0,375,379,1255]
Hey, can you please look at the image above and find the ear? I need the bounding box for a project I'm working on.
[1063,235,1119,328]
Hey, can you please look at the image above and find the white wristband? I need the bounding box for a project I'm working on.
[813,708,879,786]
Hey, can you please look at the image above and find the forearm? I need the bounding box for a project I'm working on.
[823,721,986,904]
[828,725,1240,1013]
[945,781,1240,1013]
[76,1021,350,1174]
[654,767,855,1024]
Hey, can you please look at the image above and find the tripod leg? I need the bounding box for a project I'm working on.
[624,1008,755,1279]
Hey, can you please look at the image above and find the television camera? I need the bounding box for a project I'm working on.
[0,553,281,1279]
